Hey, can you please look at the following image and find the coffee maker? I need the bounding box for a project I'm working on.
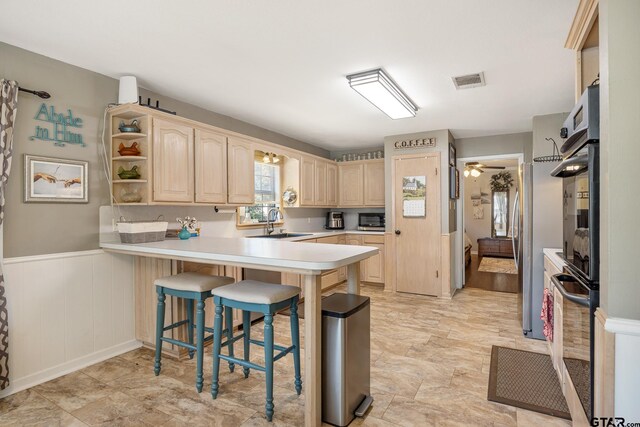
[325,211,344,230]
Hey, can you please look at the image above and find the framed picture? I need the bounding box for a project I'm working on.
[24,155,88,203]
[449,166,458,199]
[449,143,456,167]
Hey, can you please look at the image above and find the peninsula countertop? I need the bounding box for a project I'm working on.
[100,235,378,274]
[100,234,376,426]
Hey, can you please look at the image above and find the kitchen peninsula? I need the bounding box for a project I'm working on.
[100,236,377,427]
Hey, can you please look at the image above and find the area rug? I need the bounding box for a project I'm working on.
[488,346,571,420]
[478,257,517,274]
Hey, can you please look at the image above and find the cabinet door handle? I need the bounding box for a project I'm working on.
[395,230,401,235]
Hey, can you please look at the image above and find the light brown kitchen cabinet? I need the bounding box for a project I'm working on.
[314,160,327,206]
[152,118,194,202]
[300,156,315,206]
[362,235,385,283]
[327,163,338,206]
[339,163,364,206]
[227,136,255,204]
[194,128,227,204]
[553,286,564,389]
[364,161,385,206]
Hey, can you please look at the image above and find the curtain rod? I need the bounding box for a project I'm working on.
[18,86,51,99]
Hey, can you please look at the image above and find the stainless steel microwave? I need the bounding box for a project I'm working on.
[560,85,599,159]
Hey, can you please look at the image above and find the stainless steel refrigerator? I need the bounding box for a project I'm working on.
[515,162,535,338]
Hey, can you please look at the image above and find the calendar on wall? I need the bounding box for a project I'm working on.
[402,175,426,217]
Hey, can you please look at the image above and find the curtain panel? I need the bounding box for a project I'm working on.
[0,79,19,390]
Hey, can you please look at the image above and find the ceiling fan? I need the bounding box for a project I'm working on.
[463,162,505,178]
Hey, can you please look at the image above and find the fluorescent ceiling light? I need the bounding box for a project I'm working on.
[347,69,417,119]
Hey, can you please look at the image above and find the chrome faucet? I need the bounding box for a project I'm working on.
[265,208,283,235]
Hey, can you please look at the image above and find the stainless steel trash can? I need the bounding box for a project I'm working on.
[322,293,373,426]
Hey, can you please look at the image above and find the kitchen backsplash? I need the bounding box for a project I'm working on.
[99,205,330,240]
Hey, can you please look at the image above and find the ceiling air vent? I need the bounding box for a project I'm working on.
[452,72,486,90]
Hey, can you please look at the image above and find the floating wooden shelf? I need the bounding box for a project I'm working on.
[112,179,148,184]
[114,202,148,206]
[112,132,147,140]
[112,156,148,161]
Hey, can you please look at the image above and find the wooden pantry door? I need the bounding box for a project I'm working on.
[392,153,441,296]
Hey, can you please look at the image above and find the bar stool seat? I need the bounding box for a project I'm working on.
[211,280,302,422]
[212,280,300,304]
[154,272,236,393]
[155,272,234,292]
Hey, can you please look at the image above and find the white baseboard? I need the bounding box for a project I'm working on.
[0,340,142,398]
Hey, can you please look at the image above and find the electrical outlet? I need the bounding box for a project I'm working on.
[307,217,311,224]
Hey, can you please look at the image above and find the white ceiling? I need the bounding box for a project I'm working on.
[0,0,578,150]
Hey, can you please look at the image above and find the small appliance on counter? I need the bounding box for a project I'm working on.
[357,212,385,231]
[325,211,344,230]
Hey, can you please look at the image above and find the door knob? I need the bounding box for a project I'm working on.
[395,230,401,235]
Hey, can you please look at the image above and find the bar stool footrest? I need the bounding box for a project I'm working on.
[218,354,266,373]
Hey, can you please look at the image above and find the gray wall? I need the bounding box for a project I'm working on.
[456,132,533,162]
[1,42,328,258]
[599,0,640,320]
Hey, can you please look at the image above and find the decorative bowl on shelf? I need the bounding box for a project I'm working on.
[119,119,141,133]
[117,165,141,180]
[120,186,143,203]
[118,142,141,156]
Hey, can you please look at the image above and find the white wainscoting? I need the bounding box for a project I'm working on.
[605,317,640,421]
[0,250,140,397]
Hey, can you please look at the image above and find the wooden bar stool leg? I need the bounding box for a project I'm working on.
[225,306,235,373]
[290,300,302,395]
[186,299,195,359]
[154,288,166,376]
[264,313,275,422]
[195,298,206,393]
[242,310,251,378]
[211,301,223,399]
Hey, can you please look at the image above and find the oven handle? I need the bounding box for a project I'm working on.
[551,274,590,307]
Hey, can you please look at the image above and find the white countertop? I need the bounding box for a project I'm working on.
[543,248,565,270]
[100,235,378,274]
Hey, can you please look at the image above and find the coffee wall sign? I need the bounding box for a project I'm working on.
[393,137,436,150]
[29,103,85,147]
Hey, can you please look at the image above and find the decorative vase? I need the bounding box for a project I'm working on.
[178,226,191,240]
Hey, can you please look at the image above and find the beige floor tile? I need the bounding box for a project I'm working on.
[516,408,572,426]
[0,390,87,426]
[80,356,144,383]
[71,391,170,426]
[1,284,570,427]
[33,372,114,412]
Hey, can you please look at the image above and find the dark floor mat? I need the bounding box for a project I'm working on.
[488,346,571,420]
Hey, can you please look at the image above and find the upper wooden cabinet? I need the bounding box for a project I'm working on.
[227,136,255,205]
[565,0,599,101]
[152,118,194,203]
[195,128,227,204]
[314,160,327,206]
[299,156,338,207]
[339,159,384,207]
[364,161,385,206]
[339,163,364,207]
[327,163,338,206]
[300,156,315,206]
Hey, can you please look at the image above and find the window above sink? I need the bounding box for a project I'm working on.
[237,153,284,228]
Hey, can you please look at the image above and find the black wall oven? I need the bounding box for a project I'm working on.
[551,84,600,421]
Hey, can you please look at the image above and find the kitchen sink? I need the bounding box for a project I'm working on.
[248,233,313,239]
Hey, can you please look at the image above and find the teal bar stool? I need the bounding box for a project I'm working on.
[210,280,302,422]
[154,272,236,393]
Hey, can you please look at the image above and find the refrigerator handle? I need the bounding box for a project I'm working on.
[511,190,519,269]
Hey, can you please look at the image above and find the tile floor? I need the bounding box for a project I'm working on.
[0,285,571,426]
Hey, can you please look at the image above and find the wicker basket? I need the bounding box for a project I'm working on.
[117,219,168,243]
